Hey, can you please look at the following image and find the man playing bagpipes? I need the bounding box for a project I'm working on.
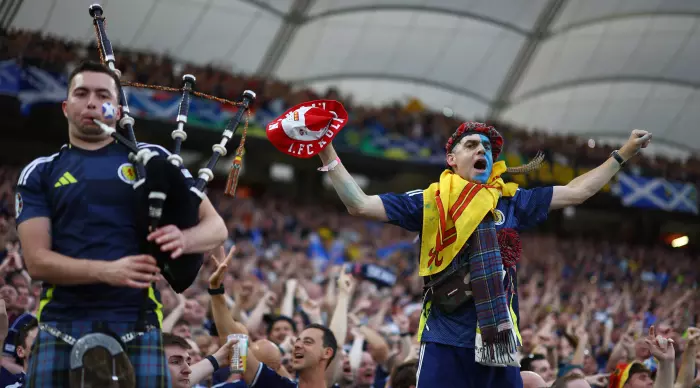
[266,102,652,387]
[14,60,228,387]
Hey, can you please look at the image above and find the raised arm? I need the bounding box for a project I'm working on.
[550,130,652,210]
[246,291,276,334]
[645,326,675,388]
[326,269,354,385]
[161,294,186,333]
[209,247,249,340]
[280,279,297,318]
[674,328,699,388]
[359,325,390,365]
[319,144,388,221]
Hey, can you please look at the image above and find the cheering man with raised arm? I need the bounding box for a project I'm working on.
[314,120,651,388]
[15,60,228,387]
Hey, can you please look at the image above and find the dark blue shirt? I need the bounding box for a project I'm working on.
[373,365,389,388]
[15,141,193,324]
[0,367,23,387]
[250,363,296,388]
[378,187,553,348]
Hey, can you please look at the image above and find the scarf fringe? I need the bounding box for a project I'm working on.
[478,329,518,365]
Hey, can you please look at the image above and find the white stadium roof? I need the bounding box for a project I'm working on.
[7,0,700,158]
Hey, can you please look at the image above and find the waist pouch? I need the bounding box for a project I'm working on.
[424,260,472,314]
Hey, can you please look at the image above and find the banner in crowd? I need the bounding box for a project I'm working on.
[612,173,698,214]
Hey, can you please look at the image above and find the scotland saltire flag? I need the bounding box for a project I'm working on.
[17,66,67,114]
[613,173,698,214]
[0,60,20,96]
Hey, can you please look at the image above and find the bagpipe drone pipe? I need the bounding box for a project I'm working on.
[88,4,255,293]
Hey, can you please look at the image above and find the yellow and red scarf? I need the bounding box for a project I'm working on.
[419,161,518,276]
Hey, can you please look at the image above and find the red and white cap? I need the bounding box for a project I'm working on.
[266,100,348,158]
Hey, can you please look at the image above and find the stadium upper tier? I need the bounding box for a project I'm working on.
[5,0,700,158]
[1,28,699,188]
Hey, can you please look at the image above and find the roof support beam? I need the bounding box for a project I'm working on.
[0,0,24,29]
[236,0,287,19]
[289,72,492,105]
[255,0,315,77]
[302,5,529,36]
[547,10,700,39]
[487,0,568,119]
[509,76,700,106]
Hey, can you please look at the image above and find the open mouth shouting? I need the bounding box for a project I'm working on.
[473,157,487,174]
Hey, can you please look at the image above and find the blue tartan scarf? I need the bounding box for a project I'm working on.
[469,212,517,364]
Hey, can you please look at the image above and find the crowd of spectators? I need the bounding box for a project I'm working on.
[1,28,700,388]
[1,162,699,387]
[2,28,700,187]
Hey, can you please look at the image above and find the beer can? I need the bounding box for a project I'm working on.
[228,333,248,373]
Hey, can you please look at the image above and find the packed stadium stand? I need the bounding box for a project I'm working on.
[1,1,700,388]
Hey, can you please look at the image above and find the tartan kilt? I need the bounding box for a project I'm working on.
[26,321,172,388]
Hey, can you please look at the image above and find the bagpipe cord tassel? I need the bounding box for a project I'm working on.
[225,110,250,198]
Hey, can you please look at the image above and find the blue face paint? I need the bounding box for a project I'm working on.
[473,134,493,183]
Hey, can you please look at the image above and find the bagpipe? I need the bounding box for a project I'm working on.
[87,3,255,293]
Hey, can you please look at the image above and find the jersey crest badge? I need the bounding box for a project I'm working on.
[494,209,505,226]
[14,193,23,218]
[118,163,137,184]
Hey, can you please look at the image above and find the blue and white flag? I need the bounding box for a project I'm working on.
[613,173,698,214]
[0,60,20,96]
[17,66,67,114]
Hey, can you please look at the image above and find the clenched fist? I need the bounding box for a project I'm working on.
[619,129,652,160]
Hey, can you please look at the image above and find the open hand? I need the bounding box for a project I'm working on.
[147,225,188,259]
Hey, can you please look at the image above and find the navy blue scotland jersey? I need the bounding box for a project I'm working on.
[0,367,24,388]
[15,141,195,324]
